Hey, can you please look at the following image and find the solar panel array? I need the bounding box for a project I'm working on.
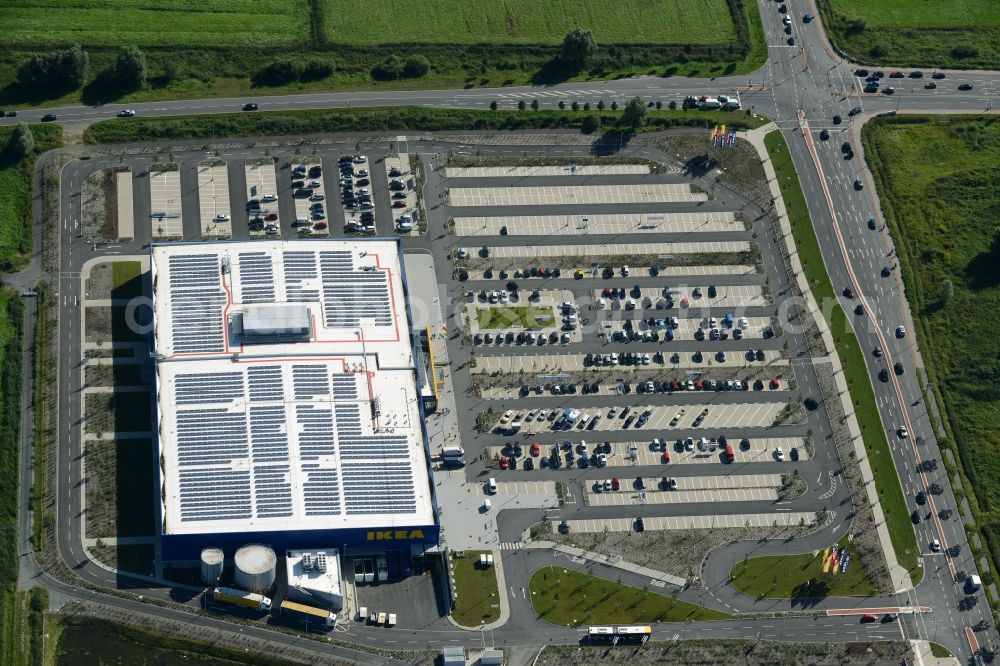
[237,252,276,303]
[319,251,393,328]
[283,250,320,304]
[165,254,227,353]
[168,363,415,525]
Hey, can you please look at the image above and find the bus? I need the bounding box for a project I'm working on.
[588,626,615,638]
[586,625,651,644]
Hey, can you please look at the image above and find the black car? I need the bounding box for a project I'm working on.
[916,491,927,505]
[879,368,890,382]
[41,113,58,122]
[909,71,923,79]
[868,217,877,230]
[832,114,842,125]
[854,304,864,315]
[932,72,946,79]
[242,103,259,111]
[864,84,879,94]
[911,510,921,524]
[848,107,862,116]
[853,180,864,190]
[854,69,869,77]
[841,141,852,153]
[820,129,829,140]
[881,266,892,277]
[958,83,974,91]
[894,362,904,375]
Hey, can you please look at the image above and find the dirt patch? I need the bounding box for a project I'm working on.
[84,391,151,435]
[538,639,912,666]
[80,169,120,242]
[84,262,115,301]
[639,134,771,212]
[84,363,144,387]
[85,437,156,538]
[541,519,827,585]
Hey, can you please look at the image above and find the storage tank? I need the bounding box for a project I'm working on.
[200,547,224,586]
[234,544,276,593]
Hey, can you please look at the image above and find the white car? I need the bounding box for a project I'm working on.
[782,15,791,24]
[930,538,941,552]
[213,213,230,222]
[896,325,906,338]
[898,426,909,438]
[603,479,613,491]
[118,108,136,117]
[261,193,278,203]
[775,447,785,461]
[353,154,367,163]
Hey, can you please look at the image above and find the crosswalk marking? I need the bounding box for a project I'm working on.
[500,541,525,551]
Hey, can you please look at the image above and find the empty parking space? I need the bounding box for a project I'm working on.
[149,169,183,240]
[115,170,134,241]
[561,512,816,534]
[587,486,778,506]
[197,162,232,238]
[290,162,329,237]
[449,184,706,206]
[453,211,742,237]
[444,165,650,178]
[473,240,749,260]
[472,480,556,496]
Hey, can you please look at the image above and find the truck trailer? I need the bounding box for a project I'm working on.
[211,587,272,611]
[280,599,336,629]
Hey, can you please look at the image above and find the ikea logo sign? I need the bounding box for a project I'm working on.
[366,529,425,541]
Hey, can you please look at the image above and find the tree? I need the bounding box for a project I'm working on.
[610,101,618,111]
[655,100,662,110]
[490,100,498,111]
[668,100,677,110]
[621,96,647,129]
[254,57,300,86]
[583,102,590,111]
[940,279,954,303]
[301,58,334,81]
[571,101,579,111]
[558,100,566,110]
[597,100,605,110]
[403,55,430,78]
[561,28,596,69]
[518,100,526,110]
[115,45,147,90]
[17,45,89,89]
[530,99,539,111]
[581,115,599,134]
[7,123,35,159]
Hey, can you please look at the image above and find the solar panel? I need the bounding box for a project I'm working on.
[237,252,276,303]
[166,254,227,353]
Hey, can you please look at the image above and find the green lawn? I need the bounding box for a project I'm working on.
[0,0,310,48]
[324,0,735,45]
[530,567,729,625]
[862,115,1000,580]
[476,306,555,330]
[450,551,501,627]
[730,539,877,598]
[0,125,63,271]
[764,130,920,579]
[111,261,142,299]
[822,0,1000,69]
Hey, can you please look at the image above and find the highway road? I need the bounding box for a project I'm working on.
[7,0,1000,661]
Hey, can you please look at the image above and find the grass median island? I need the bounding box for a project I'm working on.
[764,130,919,579]
[476,305,555,330]
[0,124,63,271]
[730,539,877,598]
[530,567,729,625]
[450,551,501,627]
[84,106,769,145]
[821,0,1000,69]
[862,115,1000,583]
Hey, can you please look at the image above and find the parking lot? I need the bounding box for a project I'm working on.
[471,349,787,374]
[196,162,232,238]
[385,153,418,234]
[562,512,816,534]
[148,169,183,239]
[448,183,707,206]
[444,165,650,178]
[587,486,778,505]
[452,211,743,236]
[290,161,329,237]
[471,239,750,260]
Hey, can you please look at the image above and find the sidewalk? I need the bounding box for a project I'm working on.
[742,123,912,593]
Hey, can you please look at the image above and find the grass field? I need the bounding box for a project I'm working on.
[823,0,1000,68]
[1,0,310,48]
[730,539,877,598]
[324,0,735,45]
[0,125,63,271]
[765,130,920,579]
[476,306,555,329]
[530,567,729,625]
[862,115,1000,581]
[449,551,501,627]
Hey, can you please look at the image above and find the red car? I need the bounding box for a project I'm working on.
[392,200,407,207]
[670,380,680,391]
[662,451,670,464]
[860,613,877,623]
[725,444,735,463]
[264,213,278,221]
[889,71,905,78]
[499,456,509,470]
[611,477,620,491]
[312,222,328,230]
[530,442,540,457]
[770,378,780,389]
[602,287,613,297]
[694,380,703,391]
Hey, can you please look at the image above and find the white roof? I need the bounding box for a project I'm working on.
[151,240,433,537]
[286,548,343,600]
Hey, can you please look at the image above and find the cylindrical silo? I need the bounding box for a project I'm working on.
[234,544,276,593]
[200,547,224,586]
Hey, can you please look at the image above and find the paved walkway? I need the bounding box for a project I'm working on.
[743,124,912,592]
[527,540,687,587]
